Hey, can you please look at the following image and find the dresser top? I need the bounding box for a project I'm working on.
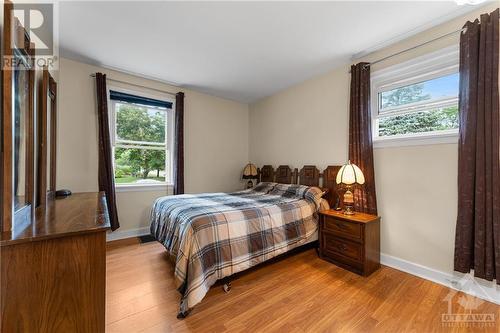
[319,209,380,224]
[1,192,110,246]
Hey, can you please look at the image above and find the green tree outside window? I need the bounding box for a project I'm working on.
[378,84,459,137]
[114,104,167,184]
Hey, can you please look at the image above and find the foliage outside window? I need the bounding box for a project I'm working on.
[375,72,459,138]
[111,95,172,186]
[371,47,460,143]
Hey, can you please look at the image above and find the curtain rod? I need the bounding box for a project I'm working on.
[89,73,178,97]
[354,16,500,70]
[364,28,464,68]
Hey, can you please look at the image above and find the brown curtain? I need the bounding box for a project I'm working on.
[96,73,120,231]
[454,9,499,283]
[349,63,378,215]
[173,92,185,195]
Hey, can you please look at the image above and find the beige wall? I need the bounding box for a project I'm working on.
[249,4,498,274]
[249,65,350,168]
[57,57,249,232]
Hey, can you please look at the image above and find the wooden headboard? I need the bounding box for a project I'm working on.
[257,164,342,208]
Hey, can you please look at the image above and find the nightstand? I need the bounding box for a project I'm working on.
[318,209,380,276]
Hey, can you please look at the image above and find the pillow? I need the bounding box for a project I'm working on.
[252,182,277,193]
[268,183,302,197]
[319,187,330,198]
[268,183,324,208]
[319,198,331,211]
[303,186,324,208]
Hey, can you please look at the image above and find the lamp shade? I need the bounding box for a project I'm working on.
[336,161,365,185]
[242,163,258,179]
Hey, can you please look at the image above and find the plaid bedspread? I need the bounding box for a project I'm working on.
[150,182,324,313]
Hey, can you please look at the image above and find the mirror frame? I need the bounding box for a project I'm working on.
[48,73,57,195]
[1,1,35,231]
[37,68,57,209]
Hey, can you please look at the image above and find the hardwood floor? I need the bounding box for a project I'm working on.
[106,241,499,333]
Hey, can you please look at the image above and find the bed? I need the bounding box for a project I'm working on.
[149,165,341,317]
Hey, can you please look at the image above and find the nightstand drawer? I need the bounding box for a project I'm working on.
[319,210,380,276]
[324,216,362,241]
[322,233,363,262]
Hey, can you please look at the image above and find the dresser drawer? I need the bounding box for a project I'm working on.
[322,233,363,262]
[323,216,362,241]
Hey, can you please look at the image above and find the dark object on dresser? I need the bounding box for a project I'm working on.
[318,209,380,276]
[55,189,72,198]
[0,192,110,333]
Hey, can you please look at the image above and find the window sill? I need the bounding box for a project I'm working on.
[115,183,173,193]
[373,131,458,148]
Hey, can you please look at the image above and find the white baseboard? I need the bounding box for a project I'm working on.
[381,253,500,305]
[106,226,150,242]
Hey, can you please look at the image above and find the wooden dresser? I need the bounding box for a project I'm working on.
[318,209,380,276]
[0,192,110,333]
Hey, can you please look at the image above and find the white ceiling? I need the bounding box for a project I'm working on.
[59,1,489,103]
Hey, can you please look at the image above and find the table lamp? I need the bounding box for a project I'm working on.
[336,161,365,215]
[242,163,258,188]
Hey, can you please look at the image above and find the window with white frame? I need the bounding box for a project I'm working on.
[109,88,174,187]
[371,46,460,144]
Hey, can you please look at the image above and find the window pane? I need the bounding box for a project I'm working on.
[378,105,458,137]
[379,73,459,111]
[114,147,166,184]
[116,103,166,144]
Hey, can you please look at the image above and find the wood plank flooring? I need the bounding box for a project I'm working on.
[106,241,499,333]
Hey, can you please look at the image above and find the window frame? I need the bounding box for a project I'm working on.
[107,85,175,191]
[370,45,460,148]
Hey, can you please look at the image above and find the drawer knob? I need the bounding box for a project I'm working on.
[337,244,347,251]
[336,223,347,229]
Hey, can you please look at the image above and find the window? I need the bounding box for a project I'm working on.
[371,46,459,147]
[109,88,174,188]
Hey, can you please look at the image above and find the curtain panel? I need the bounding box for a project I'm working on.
[454,9,499,283]
[349,62,378,215]
[173,92,185,195]
[95,73,120,231]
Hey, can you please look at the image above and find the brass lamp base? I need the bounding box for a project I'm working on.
[343,188,356,215]
[343,204,355,215]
